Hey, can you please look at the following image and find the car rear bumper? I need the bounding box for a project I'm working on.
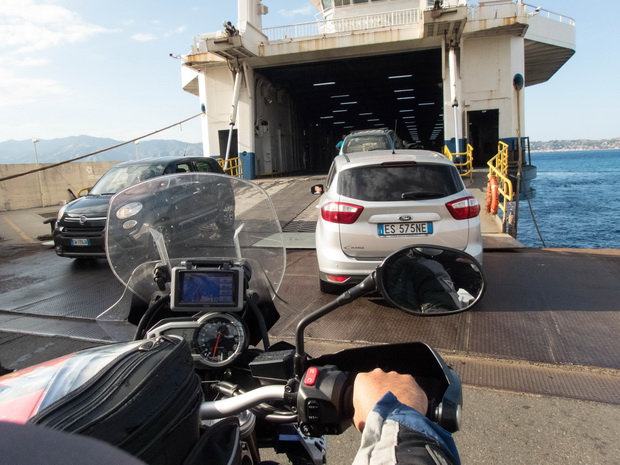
[316,234,483,282]
[316,242,383,283]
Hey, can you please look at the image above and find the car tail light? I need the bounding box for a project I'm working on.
[380,161,417,166]
[446,196,481,220]
[320,202,364,224]
[326,275,350,283]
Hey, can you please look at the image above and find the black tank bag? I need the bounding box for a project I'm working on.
[29,336,202,465]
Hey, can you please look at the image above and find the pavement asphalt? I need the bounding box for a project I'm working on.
[1,199,619,464]
[0,205,58,245]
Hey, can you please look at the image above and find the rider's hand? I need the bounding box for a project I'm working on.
[352,368,428,432]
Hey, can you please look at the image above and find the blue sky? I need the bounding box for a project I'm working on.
[0,1,616,145]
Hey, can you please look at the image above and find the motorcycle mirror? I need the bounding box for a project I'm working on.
[376,245,485,316]
[293,246,484,379]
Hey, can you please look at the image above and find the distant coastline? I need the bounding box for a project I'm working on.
[1,135,619,164]
[530,137,620,152]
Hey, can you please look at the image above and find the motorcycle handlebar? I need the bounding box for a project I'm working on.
[199,370,353,438]
[199,385,287,420]
[199,344,462,435]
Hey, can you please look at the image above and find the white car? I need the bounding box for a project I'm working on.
[312,150,483,293]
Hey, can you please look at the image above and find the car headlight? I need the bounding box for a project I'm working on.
[116,202,143,219]
[57,204,68,221]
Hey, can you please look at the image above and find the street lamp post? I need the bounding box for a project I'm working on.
[32,138,40,164]
[31,138,44,207]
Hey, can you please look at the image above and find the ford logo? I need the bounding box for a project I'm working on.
[399,215,412,221]
[79,216,88,224]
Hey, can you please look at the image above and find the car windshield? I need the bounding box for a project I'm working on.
[338,164,463,201]
[89,163,167,195]
[343,136,390,153]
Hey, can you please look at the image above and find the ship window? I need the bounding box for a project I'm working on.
[322,0,334,9]
[335,0,350,5]
[353,0,368,3]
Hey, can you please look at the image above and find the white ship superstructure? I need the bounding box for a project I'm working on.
[181,0,575,178]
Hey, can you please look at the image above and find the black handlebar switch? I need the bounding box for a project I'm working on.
[297,365,352,437]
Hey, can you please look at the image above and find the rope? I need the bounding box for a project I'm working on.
[0,112,204,183]
[524,191,547,247]
[514,162,547,247]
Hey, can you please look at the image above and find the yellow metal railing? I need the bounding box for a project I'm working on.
[443,144,474,181]
[486,141,514,231]
[217,157,243,178]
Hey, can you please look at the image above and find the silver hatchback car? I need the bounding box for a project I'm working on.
[312,150,483,293]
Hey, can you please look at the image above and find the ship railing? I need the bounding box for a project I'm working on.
[522,2,575,25]
[217,157,243,178]
[443,144,474,182]
[256,2,574,43]
[487,141,514,231]
[469,1,575,26]
[261,8,420,42]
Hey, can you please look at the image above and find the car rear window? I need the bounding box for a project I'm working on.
[338,164,463,201]
[343,136,390,153]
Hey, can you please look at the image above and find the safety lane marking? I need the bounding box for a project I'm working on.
[2,216,37,243]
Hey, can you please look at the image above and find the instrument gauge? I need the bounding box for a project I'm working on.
[193,313,248,368]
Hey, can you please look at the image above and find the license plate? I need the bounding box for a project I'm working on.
[70,238,90,246]
[378,222,432,236]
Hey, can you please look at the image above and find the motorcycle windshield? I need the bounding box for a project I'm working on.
[97,173,285,341]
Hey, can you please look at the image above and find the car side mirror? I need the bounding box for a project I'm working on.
[376,245,485,315]
[310,185,324,195]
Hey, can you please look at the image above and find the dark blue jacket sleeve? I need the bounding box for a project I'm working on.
[352,392,460,465]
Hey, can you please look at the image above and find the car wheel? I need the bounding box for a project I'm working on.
[319,279,343,295]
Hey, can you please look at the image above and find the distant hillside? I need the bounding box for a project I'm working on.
[530,137,620,152]
[2,135,618,164]
[0,136,203,164]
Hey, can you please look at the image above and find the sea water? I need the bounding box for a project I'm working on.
[515,149,620,249]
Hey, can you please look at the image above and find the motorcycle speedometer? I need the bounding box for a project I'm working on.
[193,313,248,368]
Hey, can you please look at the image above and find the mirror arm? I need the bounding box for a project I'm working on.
[293,272,377,380]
